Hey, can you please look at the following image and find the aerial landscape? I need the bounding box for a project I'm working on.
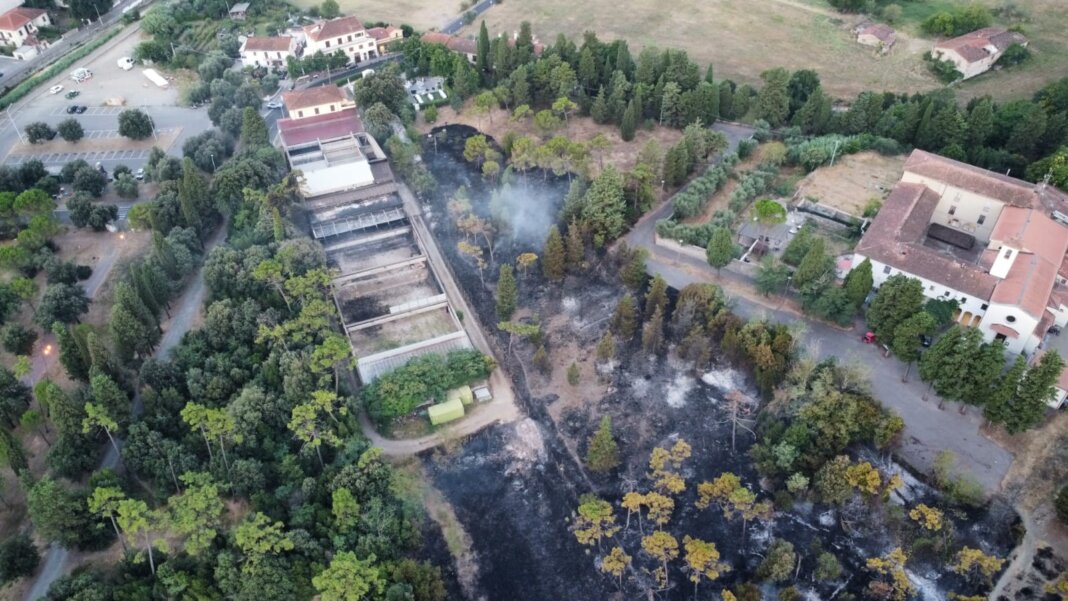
[0,0,1065,599]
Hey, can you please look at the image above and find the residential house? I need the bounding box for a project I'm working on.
[303,16,378,63]
[228,2,249,20]
[856,23,896,52]
[0,7,51,60]
[282,85,355,120]
[240,36,296,68]
[421,30,544,64]
[931,27,1027,80]
[367,25,402,56]
[851,149,1068,356]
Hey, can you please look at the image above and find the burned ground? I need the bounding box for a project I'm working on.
[416,126,1021,600]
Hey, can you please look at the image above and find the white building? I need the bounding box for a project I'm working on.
[281,85,355,120]
[240,36,297,68]
[0,7,51,60]
[852,150,1068,356]
[931,27,1027,80]
[302,16,378,63]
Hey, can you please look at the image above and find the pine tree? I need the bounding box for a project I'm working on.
[842,258,873,310]
[641,304,665,354]
[566,220,585,270]
[543,225,566,281]
[705,227,733,272]
[1004,350,1063,433]
[645,274,668,318]
[567,362,580,385]
[586,416,620,472]
[53,322,89,381]
[596,332,616,362]
[591,87,609,124]
[611,294,638,339]
[984,355,1026,425]
[240,107,269,147]
[621,99,637,142]
[496,264,517,320]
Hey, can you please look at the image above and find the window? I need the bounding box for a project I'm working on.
[325,40,331,47]
[1006,315,1017,323]
[1003,248,1012,259]
[960,297,966,304]
[297,110,304,118]
[314,107,320,115]
[977,215,986,225]
[883,265,892,275]
[943,291,951,297]
[329,104,335,111]
[948,205,957,215]
[929,285,936,291]
[981,304,988,310]
[348,35,353,42]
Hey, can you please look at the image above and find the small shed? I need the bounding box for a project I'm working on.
[428,398,465,425]
[229,2,250,20]
[472,383,492,403]
[447,385,474,407]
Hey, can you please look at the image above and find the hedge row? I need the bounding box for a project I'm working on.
[0,26,124,110]
[727,162,779,213]
[786,133,903,172]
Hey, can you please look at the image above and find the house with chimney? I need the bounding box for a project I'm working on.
[302,16,378,63]
[851,150,1068,357]
[931,27,1027,79]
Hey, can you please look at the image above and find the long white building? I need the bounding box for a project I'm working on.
[853,150,1068,355]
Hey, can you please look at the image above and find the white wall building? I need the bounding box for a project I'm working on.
[0,7,51,59]
[302,16,378,63]
[931,27,1027,80]
[240,36,297,68]
[853,150,1068,356]
[281,85,355,120]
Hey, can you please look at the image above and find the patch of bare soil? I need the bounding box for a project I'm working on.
[418,104,684,178]
[75,229,152,329]
[793,151,905,217]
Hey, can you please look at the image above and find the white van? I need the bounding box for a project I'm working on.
[117,57,135,71]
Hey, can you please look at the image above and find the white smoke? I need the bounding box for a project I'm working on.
[489,181,563,249]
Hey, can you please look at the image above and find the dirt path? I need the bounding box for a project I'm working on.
[355,184,522,457]
[23,222,227,601]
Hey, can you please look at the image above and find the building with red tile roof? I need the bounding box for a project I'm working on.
[366,25,402,55]
[932,27,1027,80]
[282,85,355,119]
[852,150,1068,356]
[240,36,297,68]
[303,16,379,63]
[0,7,51,59]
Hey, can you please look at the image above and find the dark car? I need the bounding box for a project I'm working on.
[66,105,78,114]
[919,334,933,348]
[75,106,87,113]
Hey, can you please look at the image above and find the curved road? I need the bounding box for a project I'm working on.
[24,224,226,601]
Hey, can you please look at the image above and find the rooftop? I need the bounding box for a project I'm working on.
[304,16,365,42]
[282,85,349,112]
[904,149,1068,213]
[934,27,1027,63]
[0,7,45,31]
[278,107,364,147]
[860,24,896,43]
[229,2,249,12]
[367,25,400,41]
[241,36,293,52]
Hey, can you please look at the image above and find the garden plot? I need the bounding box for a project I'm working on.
[793,150,906,217]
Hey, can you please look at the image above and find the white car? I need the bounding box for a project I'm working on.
[117,57,135,71]
[134,168,144,180]
[48,84,63,94]
[266,100,282,109]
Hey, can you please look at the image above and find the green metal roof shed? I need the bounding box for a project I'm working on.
[447,385,474,406]
[428,397,465,425]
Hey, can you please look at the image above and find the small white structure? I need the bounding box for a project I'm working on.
[142,68,169,88]
[117,57,134,70]
[405,76,446,108]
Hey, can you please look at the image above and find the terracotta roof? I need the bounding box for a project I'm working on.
[0,7,46,31]
[991,252,1059,319]
[422,30,542,56]
[860,24,896,43]
[304,16,365,42]
[935,27,1027,64]
[278,107,364,147]
[856,181,998,300]
[420,31,452,46]
[987,208,1068,319]
[904,149,1068,213]
[367,26,400,41]
[242,36,294,52]
[283,86,348,112]
[1060,256,1068,281]
[989,323,1020,338]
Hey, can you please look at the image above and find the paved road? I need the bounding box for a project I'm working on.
[442,0,494,34]
[356,183,521,456]
[621,124,1013,494]
[24,223,226,601]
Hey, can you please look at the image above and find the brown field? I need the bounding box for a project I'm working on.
[458,0,1068,102]
[288,0,455,30]
[793,151,906,217]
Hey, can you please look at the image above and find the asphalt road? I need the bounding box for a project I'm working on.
[621,122,1013,494]
[442,0,494,34]
[23,223,227,601]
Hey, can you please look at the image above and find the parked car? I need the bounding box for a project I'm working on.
[134,168,144,180]
[117,57,135,71]
[66,105,79,114]
[266,100,283,109]
[919,334,932,348]
[65,90,80,99]
[49,85,64,94]
[75,106,87,114]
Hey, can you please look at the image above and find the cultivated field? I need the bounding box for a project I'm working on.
[794,151,906,216]
[288,0,454,30]
[459,0,1068,102]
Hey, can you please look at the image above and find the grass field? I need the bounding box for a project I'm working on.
[457,0,1067,102]
[288,0,455,31]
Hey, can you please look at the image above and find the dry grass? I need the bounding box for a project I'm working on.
[288,0,455,30]
[458,0,1068,102]
[418,103,684,177]
[793,151,906,217]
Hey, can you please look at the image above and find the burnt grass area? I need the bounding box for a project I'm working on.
[416,126,1021,600]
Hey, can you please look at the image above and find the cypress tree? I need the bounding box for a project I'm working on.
[719,82,734,120]
[585,416,620,473]
[644,274,668,318]
[1004,351,1063,433]
[177,158,205,235]
[53,322,89,381]
[706,227,733,272]
[496,264,517,320]
[476,21,491,80]
[240,107,269,148]
[620,99,637,142]
[641,304,665,353]
[590,87,609,124]
[842,257,873,310]
[543,225,566,281]
[566,220,584,270]
[984,355,1027,426]
[0,429,27,475]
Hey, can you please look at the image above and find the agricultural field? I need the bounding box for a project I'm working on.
[459,0,1068,102]
[287,0,455,31]
[794,151,906,217]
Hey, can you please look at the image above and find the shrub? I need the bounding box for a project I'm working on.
[922,5,993,36]
[118,109,155,140]
[1,324,37,355]
[0,534,39,584]
[56,119,84,143]
[362,350,495,421]
[924,52,963,84]
[997,43,1031,67]
[25,122,56,144]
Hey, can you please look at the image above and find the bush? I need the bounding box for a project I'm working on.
[114,174,138,199]
[56,119,83,143]
[922,6,992,36]
[0,534,39,584]
[117,109,155,140]
[997,43,1031,67]
[363,350,495,421]
[924,52,963,84]
[671,162,732,219]
[1,324,37,355]
[25,122,56,144]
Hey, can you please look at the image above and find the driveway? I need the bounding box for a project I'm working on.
[621,122,1013,495]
